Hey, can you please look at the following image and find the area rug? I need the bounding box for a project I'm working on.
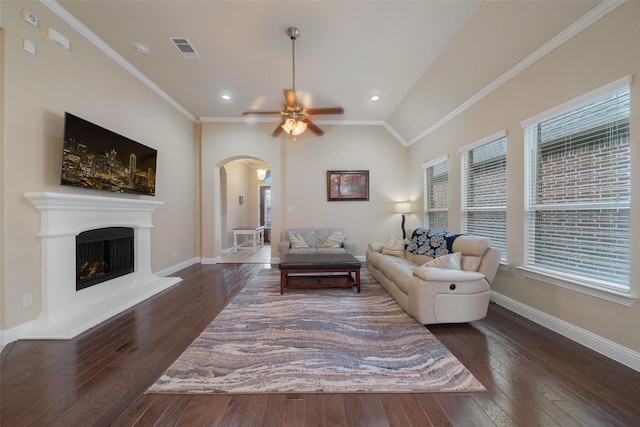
[147,269,485,394]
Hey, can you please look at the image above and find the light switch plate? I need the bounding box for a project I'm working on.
[23,38,36,55]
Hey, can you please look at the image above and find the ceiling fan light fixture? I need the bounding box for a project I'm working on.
[243,26,343,140]
[281,117,307,136]
[292,120,307,136]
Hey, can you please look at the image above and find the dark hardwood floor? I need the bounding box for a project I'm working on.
[2,263,639,426]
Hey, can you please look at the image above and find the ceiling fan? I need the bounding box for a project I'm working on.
[242,27,344,141]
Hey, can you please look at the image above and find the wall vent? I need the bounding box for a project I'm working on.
[169,37,200,58]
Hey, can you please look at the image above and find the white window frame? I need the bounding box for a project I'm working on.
[422,155,449,230]
[518,76,635,306]
[459,130,507,262]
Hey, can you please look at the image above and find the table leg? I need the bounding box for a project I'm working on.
[280,271,286,294]
[356,269,361,293]
[233,233,238,253]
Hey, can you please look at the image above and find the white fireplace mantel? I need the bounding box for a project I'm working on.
[23,192,182,339]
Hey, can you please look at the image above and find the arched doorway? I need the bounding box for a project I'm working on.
[218,157,271,263]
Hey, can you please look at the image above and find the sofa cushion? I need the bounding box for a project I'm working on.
[407,228,462,258]
[451,235,491,271]
[321,232,345,248]
[289,232,310,248]
[421,252,461,270]
[369,250,415,294]
[381,235,405,258]
[404,251,433,266]
[287,229,317,248]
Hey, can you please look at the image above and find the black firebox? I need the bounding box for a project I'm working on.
[76,227,134,291]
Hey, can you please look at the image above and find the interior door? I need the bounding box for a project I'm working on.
[259,186,271,243]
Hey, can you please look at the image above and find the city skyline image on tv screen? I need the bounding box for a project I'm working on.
[61,112,157,196]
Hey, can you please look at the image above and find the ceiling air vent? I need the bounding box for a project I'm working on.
[169,37,200,58]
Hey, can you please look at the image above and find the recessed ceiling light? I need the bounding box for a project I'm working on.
[132,42,150,55]
[370,95,380,101]
[220,94,231,100]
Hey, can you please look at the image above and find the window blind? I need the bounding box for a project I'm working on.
[424,158,448,231]
[462,136,507,258]
[523,86,630,288]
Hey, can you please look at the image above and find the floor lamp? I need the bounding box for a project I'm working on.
[395,202,412,240]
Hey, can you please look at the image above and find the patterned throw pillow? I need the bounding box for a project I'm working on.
[421,252,461,270]
[289,233,309,248]
[322,232,344,248]
[381,235,405,258]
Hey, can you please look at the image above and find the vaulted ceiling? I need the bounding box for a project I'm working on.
[54,0,603,144]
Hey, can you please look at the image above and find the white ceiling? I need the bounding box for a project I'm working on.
[53,0,604,143]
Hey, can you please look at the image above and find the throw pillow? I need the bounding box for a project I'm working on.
[381,235,405,258]
[322,232,344,248]
[421,251,461,270]
[289,233,309,248]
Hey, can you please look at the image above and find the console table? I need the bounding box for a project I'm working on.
[232,226,265,253]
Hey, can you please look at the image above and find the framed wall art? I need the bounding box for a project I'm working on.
[326,170,369,201]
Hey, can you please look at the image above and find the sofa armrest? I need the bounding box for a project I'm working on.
[343,241,356,254]
[413,267,485,283]
[478,247,501,284]
[367,242,384,253]
[278,240,291,256]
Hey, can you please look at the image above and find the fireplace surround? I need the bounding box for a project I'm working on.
[24,192,182,339]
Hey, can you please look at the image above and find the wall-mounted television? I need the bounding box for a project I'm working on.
[61,112,157,196]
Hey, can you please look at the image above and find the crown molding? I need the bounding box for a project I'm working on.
[43,0,623,146]
[41,0,196,122]
[406,0,625,146]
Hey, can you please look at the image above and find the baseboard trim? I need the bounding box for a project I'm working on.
[491,291,640,372]
[201,257,222,264]
[155,257,199,277]
[0,322,33,350]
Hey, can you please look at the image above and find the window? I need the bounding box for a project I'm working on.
[522,79,631,295]
[461,132,507,260]
[423,156,448,230]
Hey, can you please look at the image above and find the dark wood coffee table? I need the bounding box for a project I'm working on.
[279,253,361,294]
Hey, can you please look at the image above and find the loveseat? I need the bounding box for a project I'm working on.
[366,228,501,325]
[278,228,355,255]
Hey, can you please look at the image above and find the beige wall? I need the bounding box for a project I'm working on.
[1,27,6,330]
[407,2,640,353]
[1,1,197,330]
[201,122,407,259]
[200,122,282,260]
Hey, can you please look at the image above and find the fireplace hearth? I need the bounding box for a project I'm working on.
[77,227,134,291]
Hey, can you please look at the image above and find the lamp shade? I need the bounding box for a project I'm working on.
[395,202,412,214]
[256,169,267,181]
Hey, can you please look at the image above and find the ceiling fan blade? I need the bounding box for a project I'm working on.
[271,121,285,137]
[302,118,324,136]
[284,89,297,109]
[243,111,282,116]
[304,107,344,115]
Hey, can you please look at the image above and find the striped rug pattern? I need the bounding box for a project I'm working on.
[148,269,485,394]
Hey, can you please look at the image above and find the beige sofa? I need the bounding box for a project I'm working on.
[278,228,355,256]
[366,228,501,325]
